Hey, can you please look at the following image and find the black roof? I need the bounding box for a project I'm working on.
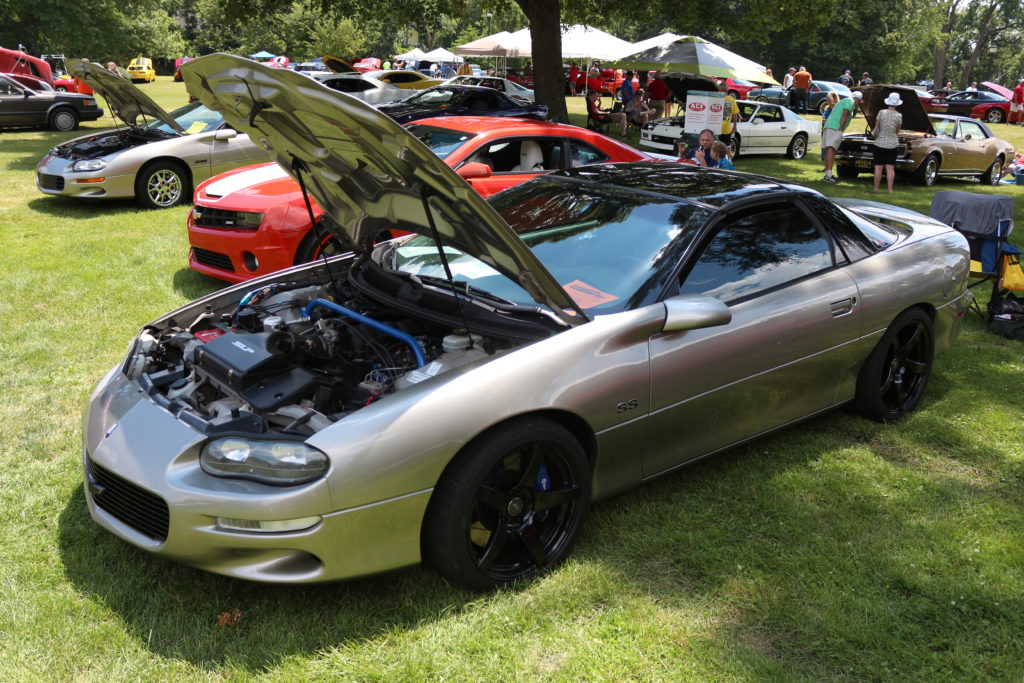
[556,162,816,209]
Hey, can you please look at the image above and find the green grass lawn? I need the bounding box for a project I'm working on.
[1,77,1022,680]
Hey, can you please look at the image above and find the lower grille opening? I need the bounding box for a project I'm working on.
[192,247,235,273]
[86,455,169,542]
[39,173,65,191]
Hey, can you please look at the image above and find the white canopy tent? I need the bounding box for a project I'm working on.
[422,47,464,63]
[393,47,428,62]
[453,31,520,58]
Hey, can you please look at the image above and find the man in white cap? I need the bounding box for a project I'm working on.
[822,90,863,183]
[1011,78,1024,125]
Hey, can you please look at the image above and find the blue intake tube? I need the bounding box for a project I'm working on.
[300,299,427,368]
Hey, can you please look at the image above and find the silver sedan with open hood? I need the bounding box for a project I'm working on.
[35,59,268,208]
[83,54,973,590]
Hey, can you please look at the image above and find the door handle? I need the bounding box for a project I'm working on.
[830,297,856,317]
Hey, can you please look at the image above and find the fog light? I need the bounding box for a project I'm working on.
[216,516,322,533]
[243,251,259,271]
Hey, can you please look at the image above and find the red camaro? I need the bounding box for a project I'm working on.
[188,116,670,283]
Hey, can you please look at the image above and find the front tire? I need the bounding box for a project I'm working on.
[836,164,859,179]
[55,85,68,92]
[134,161,190,209]
[854,309,934,423]
[818,99,829,115]
[981,157,1003,185]
[294,227,345,264]
[423,417,591,591]
[786,133,808,159]
[912,153,940,186]
[755,96,769,103]
[49,108,78,131]
[986,107,1005,124]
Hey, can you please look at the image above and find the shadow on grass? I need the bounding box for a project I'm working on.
[171,267,224,301]
[27,195,141,218]
[57,485,478,673]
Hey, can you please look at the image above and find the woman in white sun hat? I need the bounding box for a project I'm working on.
[872,92,903,192]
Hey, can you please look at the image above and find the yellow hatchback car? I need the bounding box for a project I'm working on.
[364,69,442,90]
[127,57,157,83]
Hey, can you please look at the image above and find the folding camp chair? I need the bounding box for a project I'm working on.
[930,191,1022,321]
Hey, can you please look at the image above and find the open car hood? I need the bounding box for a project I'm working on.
[323,56,356,74]
[67,59,183,132]
[181,53,584,323]
[853,84,934,136]
[661,72,721,102]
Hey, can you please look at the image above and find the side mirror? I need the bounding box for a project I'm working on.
[963,134,972,140]
[457,161,492,179]
[661,294,732,333]
[214,128,237,141]
[752,117,764,125]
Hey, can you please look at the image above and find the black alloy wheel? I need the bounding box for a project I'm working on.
[424,418,590,590]
[295,228,344,264]
[854,308,934,422]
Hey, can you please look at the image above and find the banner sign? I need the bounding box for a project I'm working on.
[683,90,725,135]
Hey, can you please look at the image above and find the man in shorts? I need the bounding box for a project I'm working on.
[718,81,739,147]
[1011,78,1024,125]
[822,91,863,183]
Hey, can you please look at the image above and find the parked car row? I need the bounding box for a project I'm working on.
[76,53,974,592]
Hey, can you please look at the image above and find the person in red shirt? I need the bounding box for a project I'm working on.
[792,66,812,114]
[1011,78,1024,125]
[568,63,579,96]
[646,76,670,119]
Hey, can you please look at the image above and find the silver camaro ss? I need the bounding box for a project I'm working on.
[35,59,268,208]
[82,55,973,590]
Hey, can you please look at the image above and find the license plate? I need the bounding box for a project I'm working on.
[855,159,871,169]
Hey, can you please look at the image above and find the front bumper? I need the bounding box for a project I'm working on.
[187,205,309,284]
[835,141,916,171]
[36,154,136,200]
[83,368,429,583]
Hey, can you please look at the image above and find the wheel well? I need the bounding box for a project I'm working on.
[48,105,75,119]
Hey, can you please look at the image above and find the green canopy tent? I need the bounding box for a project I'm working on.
[613,35,778,85]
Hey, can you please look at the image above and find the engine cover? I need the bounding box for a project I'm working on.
[193,330,292,390]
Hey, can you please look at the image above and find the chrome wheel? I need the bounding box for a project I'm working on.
[146,169,183,207]
[786,134,807,160]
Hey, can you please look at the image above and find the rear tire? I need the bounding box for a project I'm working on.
[729,134,741,159]
[854,309,934,423]
[785,133,808,159]
[755,96,769,103]
[49,108,78,132]
[423,417,590,590]
[981,157,1002,185]
[986,108,1005,124]
[728,90,739,99]
[55,85,68,92]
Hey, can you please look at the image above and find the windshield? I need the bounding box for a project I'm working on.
[147,102,224,134]
[404,124,476,160]
[405,88,467,106]
[389,178,710,313]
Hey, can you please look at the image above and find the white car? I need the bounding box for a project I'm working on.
[442,75,535,102]
[313,73,411,107]
[641,100,821,160]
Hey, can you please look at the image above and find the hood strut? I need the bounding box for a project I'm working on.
[420,190,476,349]
[290,154,343,292]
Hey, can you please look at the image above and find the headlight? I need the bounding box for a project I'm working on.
[241,211,264,227]
[73,159,107,172]
[201,437,329,485]
[84,98,96,106]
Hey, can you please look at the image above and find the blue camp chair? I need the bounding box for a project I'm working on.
[930,191,1021,320]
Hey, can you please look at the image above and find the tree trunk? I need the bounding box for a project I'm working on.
[933,0,962,88]
[961,1,998,86]
[515,0,567,122]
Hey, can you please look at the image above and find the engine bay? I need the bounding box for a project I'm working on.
[124,271,513,437]
[51,126,176,159]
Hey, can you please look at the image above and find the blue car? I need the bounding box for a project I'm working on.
[747,80,853,115]
[378,85,548,124]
